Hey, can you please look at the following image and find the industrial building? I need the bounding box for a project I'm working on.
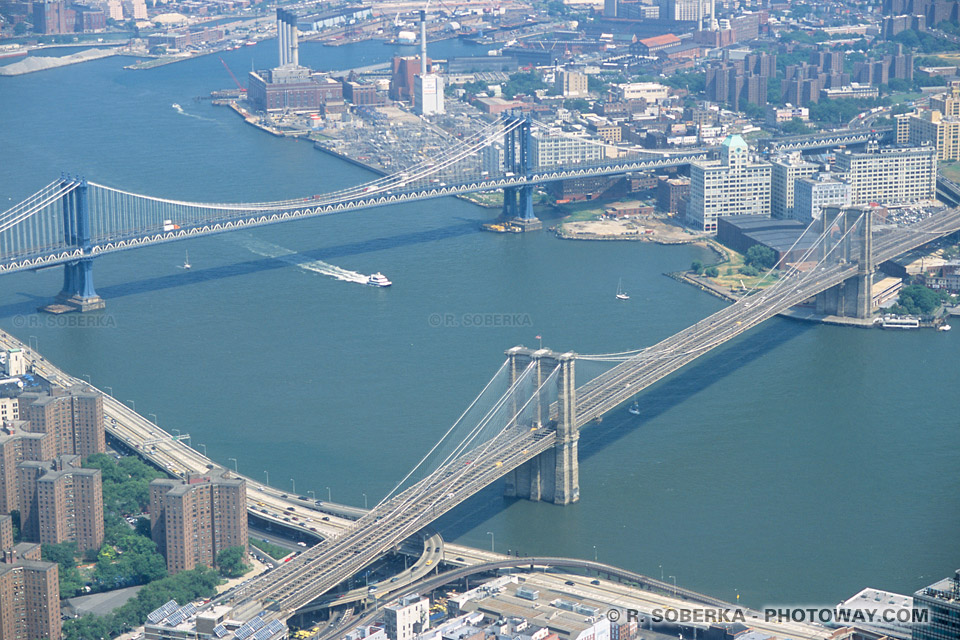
[833,145,937,206]
[688,134,771,233]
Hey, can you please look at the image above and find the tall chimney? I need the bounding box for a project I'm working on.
[710,0,716,30]
[277,8,285,66]
[420,10,427,76]
[290,18,298,66]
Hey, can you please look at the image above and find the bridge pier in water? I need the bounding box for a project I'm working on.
[499,115,542,232]
[814,205,874,320]
[44,179,105,313]
[503,346,579,505]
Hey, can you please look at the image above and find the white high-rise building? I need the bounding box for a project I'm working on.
[688,134,771,233]
[415,74,445,116]
[793,173,852,223]
[770,152,818,219]
[833,146,937,206]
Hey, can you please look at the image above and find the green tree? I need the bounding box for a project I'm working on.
[216,545,251,578]
[691,260,704,275]
[704,266,719,278]
[42,541,78,569]
[894,284,944,316]
[564,98,590,112]
[745,245,777,270]
[781,117,811,135]
[740,265,759,277]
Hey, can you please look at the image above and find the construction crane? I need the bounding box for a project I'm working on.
[219,56,246,93]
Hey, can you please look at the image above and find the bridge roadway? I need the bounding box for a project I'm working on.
[0,153,707,275]
[215,204,960,621]
[313,557,831,640]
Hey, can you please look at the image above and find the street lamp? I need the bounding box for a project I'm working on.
[198,443,207,456]
[173,429,181,440]
[127,400,136,412]
[264,470,270,485]
[326,487,332,501]
[291,478,296,494]
[669,575,677,596]
[593,545,597,562]
[104,386,113,397]
[659,564,663,581]
[83,373,91,383]
[228,457,238,472]
[362,493,368,509]
[486,531,495,553]
[308,490,315,500]
[149,413,158,424]
[28,336,37,351]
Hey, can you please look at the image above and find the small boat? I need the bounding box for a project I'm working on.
[939,324,951,332]
[616,278,629,301]
[367,272,392,287]
[172,103,182,110]
[628,400,640,415]
[182,250,191,270]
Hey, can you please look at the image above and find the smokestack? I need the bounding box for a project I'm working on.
[290,19,298,66]
[420,10,427,76]
[710,0,716,30]
[277,8,285,66]
[697,0,703,31]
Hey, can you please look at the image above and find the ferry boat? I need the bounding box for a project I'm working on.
[938,323,951,332]
[880,315,919,329]
[616,278,629,301]
[367,272,392,287]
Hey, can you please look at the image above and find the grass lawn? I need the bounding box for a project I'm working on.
[250,538,291,560]
[941,160,960,183]
[702,249,781,291]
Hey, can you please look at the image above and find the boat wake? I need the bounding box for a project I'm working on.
[233,235,368,284]
[172,103,219,123]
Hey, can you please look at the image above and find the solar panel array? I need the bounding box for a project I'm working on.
[234,615,265,640]
[146,600,179,624]
[213,624,229,638]
[251,620,286,640]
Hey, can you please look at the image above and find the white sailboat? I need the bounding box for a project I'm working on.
[616,278,629,301]
[182,250,191,270]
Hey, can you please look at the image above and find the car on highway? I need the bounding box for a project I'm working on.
[590,579,600,585]
[565,580,575,586]
[297,542,307,547]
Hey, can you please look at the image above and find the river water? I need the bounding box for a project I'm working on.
[0,38,957,609]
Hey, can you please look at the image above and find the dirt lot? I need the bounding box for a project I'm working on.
[558,216,706,243]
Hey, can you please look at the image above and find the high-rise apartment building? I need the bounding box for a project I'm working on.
[903,86,960,162]
[688,135,771,233]
[150,468,247,575]
[833,146,937,206]
[17,455,103,553]
[912,569,960,640]
[0,422,55,515]
[0,558,61,640]
[18,385,104,458]
[770,152,819,219]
